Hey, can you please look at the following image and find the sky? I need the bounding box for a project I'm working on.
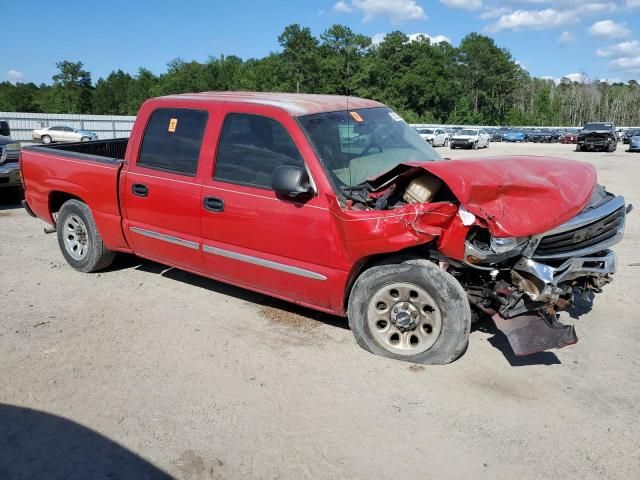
[2,0,640,86]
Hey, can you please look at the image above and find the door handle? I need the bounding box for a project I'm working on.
[132,183,148,197]
[203,196,224,212]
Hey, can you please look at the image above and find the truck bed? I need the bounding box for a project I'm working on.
[21,138,130,251]
[30,138,129,163]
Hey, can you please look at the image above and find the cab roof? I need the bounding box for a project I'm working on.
[158,91,384,117]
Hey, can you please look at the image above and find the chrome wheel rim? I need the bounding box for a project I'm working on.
[367,282,442,356]
[63,214,89,261]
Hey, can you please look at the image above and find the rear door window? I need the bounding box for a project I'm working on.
[214,113,304,189]
[138,108,208,176]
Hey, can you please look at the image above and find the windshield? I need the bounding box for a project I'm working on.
[583,123,613,131]
[458,129,478,136]
[417,128,433,134]
[299,107,440,191]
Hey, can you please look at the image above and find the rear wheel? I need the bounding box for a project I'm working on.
[41,135,52,144]
[57,199,115,272]
[348,262,471,364]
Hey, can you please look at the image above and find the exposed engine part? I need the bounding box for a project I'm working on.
[403,174,442,204]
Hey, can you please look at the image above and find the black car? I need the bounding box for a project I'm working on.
[623,129,640,144]
[0,132,21,191]
[576,122,617,152]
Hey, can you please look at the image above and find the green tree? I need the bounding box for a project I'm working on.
[44,61,93,113]
[278,24,319,93]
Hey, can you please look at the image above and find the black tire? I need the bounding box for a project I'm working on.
[41,135,52,144]
[472,141,478,150]
[347,261,471,365]
[608,142,616,152]
[57,199,115,273]
[80,136,90,142]
[576,145,583,152]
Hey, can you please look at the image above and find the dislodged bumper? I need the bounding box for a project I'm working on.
[512,250,616,303]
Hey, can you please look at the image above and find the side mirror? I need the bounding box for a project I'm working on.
[271,165,313,198]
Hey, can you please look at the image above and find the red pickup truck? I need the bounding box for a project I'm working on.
[21,92,629,364]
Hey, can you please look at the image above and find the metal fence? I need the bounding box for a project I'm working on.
[0,112,136,142]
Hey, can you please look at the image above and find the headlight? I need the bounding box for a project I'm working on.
[490,236,528,254]
[5,142,20,151]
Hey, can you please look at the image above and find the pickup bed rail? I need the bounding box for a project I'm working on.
[25,138,128,164]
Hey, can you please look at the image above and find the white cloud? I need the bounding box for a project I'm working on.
[598,77,622,83]
[487,9,576,32]
[371,32,451,46]
[6,70,23,83]
[515,59,528,70]
[540,73,589,84]
[609,56,640,72]
[588,19,631,39]
[332,1,353,13]
[596,40,640,57]
[626,0,640,7]
[480,7,512,19]
[439,0,483,10]
[332,0,426,24]
[558,31,575,46]
[563,72,588,83]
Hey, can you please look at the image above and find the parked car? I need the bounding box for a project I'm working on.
[415,127,449,147]
[623,129,640,144]
[577,122,617,152]
[487,129,504,142]
[0,120,10,137]
[20,92,629,363]
[502,130,526,142]
[628,134,640,152]
[450,128,490,149]
[32,126,98,144]
[560,130,579,144]
[528,129,561,143]
[0,134,21,191]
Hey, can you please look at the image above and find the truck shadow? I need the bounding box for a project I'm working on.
[0,403,172,479]
[0,188,24,210]
[108,254,349,331]
[473,319,561,366]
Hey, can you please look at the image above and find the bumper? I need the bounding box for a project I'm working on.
[512,250,616,303]
[0,162,20,188]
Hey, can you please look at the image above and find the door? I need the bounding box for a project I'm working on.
[200,109,334,308]
[435,129,445,146]
[121,107,209,272]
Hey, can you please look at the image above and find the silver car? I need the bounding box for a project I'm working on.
[32,126,98,144]
[416,127,450,147]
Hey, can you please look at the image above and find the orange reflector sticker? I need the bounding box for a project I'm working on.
[350,111,363,122]
[168,118,178,132]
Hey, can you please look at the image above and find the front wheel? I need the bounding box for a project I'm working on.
[57,199,115,272]
[80,136,91,142]
[472,141,478,150]
[348,262,471,364]
[41,135,52,144]
[444,138,449,147]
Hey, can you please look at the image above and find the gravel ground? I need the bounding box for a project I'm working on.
[1,142,639,479]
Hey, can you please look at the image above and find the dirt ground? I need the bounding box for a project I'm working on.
[1,142,639,479]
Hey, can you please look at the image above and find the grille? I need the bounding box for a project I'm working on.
[535,206,624,256]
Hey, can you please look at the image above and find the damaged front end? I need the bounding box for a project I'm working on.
[459,192,628,356]
[339,156,629,357]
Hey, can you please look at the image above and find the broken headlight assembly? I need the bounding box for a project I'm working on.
[465,228,530,265]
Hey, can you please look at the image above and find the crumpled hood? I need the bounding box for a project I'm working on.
[410,156,597,237]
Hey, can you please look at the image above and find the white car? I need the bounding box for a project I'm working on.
[450,128,490,149]
[415,127,449,147]
[32,126,98,144]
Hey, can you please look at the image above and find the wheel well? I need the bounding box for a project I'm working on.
[342,246,430,313]
[49,191,83,218]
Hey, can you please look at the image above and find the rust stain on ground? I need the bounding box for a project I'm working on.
[259,304,320,333]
